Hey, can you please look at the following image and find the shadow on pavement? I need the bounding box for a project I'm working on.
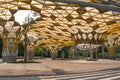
[9,60,42,64]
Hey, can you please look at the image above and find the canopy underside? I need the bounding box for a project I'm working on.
[0,0,120,48]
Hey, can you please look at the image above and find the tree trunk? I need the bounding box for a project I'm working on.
[61,51,65,59]
[27,45,34,61]
[90,52,94,60]
[24,43,27,62]
[24,33,28,62]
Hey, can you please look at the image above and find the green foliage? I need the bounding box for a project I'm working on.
[104,46,108,53]
[97,46,108,58]
[117,47,120,53]
[18,43,24,57]
[0,38,3,58]
[78,50,89,57]
[58,46,75,59]
[116,47,120,58]
[34,47,44,56]
[59,46,89,59]
[62,46,72,58]
[60,50,65,59]
[29,18,36,26]
[58,45,109,59]
[33,45,49,57]
[74,48,90,60]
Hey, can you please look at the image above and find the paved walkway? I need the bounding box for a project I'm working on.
[0,59,120,76]
[39,68,120,80]
[0,68,120,80]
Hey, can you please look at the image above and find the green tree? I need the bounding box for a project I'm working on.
[34,47,44,56]
[18,43,24,57]
[23,11,40,62]
[0,38,3,58]
[116,47,120,59]
[33,45,48,57]
[62,46,71,58]
[97,46,108,59]
[117,47,120,53]
[61,46,74,59]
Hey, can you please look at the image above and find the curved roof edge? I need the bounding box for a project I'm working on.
[49,0,120,12]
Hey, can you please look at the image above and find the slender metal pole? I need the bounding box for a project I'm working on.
[95,40,98,61]
[24,32,27,62]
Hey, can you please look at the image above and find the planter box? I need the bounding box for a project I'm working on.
[2,56,17,62]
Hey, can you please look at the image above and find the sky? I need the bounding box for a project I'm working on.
[14,10,40,40]
[14,10,40,25]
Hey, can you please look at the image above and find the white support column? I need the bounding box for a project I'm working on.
[47,46,63,60]
[89,49,94,60]
[105,38,117,59]
[2,38,18,62]
[49,46,58,60]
